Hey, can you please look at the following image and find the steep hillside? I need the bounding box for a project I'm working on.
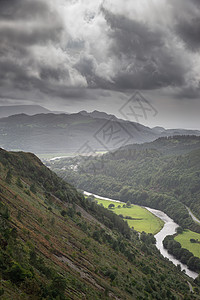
[0,148,198,299]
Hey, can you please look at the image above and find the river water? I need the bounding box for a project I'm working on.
[84,191,198,279]
[186,206,200,225]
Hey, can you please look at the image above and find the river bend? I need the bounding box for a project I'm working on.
[84,191,198,279]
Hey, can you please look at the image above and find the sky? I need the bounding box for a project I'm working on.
[0,0,200,129]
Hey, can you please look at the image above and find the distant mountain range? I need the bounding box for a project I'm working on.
[0,105,51,118]
[0,109,199,154]
[0,104,68,118]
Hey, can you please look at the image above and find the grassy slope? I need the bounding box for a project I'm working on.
[96,199,164,234]
[175,230,200,258]
[0,148,199,299]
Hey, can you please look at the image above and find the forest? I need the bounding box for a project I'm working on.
[48,136,200,232]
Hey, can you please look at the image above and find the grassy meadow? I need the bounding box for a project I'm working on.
[95,198,164,234]
[175,230,200,258]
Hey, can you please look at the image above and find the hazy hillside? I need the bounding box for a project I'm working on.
[0,105,51,118]
[0,148,198,299]
[119,135,200,155]
[0,111,199,155]
[0,113,158,154]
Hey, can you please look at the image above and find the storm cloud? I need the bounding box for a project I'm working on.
[0,0,200,103]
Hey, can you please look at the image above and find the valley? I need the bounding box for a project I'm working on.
[48,135,200,282]
[0,113,200,298]
[0,147,199,299]
[85,191,199,279]
[87,196,164,234]
[1,0,200,298]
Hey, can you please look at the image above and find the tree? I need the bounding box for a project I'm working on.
[190,239,196,243]
[5,169,12,184]
[8,263,32,283]
[30,183,36,194]
[126,201,131,208]
[61,210,67,217]
[108,203,115,209]
[87,195,95,202]
[16,177,23,188]
[176,226,183,234]
[50,275,67,299]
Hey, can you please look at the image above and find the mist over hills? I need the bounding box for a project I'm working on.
[0,110,199,155]
[0,105,51,118]
[0,105,69,119]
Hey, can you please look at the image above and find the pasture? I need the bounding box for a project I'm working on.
[96,198,164,234]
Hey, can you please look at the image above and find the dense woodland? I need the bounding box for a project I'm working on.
[49,136,200,233]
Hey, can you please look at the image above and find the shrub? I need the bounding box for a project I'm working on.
[108,204,115,209]
[8,263,32,283]
[61,210,67,217]
[16,177,23,188]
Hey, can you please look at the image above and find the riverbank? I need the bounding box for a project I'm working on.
[84,191,198,279]
[146,207,198,279]
[94,198,164,234]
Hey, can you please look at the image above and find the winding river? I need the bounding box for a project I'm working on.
[186,206,200,225]
[84,191,198,279]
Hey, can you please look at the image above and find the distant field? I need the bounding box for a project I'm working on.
[38,151,107,160]
[37,153,74,160]
[95,198,164,234]
[175,230,200,258]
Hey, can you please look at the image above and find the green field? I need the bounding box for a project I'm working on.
[38,151,107,160]
[96,199,164,234]
[175,230,200,258]
[37,153,74,160]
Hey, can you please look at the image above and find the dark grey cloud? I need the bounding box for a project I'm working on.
[169,0,200,51]
[0,0,52,20]
[97,8,187,90]
[176,85,200,99]
[0,0,63,46]
[0,0,199,105]
[176,17,200,51]
[103,9,163,58]
[40,66,70,82]
[74,55,96,85]
[0,0,72,101]
[72,7,191,91]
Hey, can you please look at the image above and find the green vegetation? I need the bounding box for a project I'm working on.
[163,234,200,273]
[95,198,164,234]
[175,230,200,258]
[0,147,199,299]
[50,136,200,233]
